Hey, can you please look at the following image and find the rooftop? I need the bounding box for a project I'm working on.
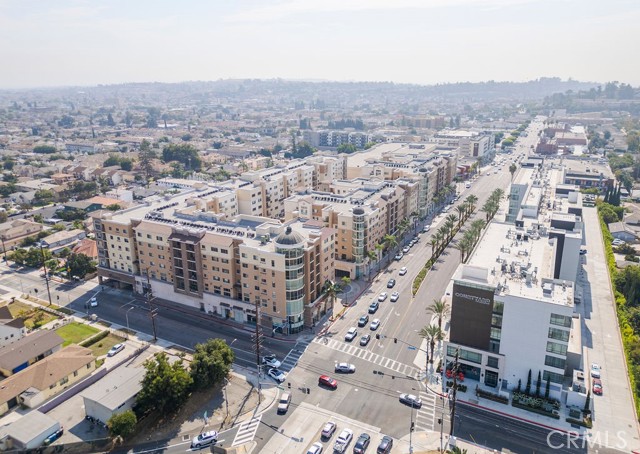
[0,330,63,372]
[81,365,145,411]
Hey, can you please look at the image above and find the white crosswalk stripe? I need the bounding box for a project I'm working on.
[278,339,312,373]
[232,415,262,446]
[414,391,437,431]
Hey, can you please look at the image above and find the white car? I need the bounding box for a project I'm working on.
[399,267,408,276]
[390,292,400,302]
[378,292,388,302]
[268,368,286,383]
[262,355,281,369]
[590,363,601,379]
[402,246,410,253]
[89,297,98,307]
[370,319,380,330]
[107,343,125,357]
[423,225,431,232]
[334,428,354,453]
[345,327,358,342]
[335,362,356,373]
[306,442,324,454]
[191,430,218,449]
[612,239,626,246]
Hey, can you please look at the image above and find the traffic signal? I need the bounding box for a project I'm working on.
[438,418,442,425]
[287,382,291,389]
[410,422,415,432]
[394,338,397,344]
[375,334,380,340]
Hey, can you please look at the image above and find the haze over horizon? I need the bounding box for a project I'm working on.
[1,0,638,89]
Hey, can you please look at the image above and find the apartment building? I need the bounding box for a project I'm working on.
[431,130,495,163]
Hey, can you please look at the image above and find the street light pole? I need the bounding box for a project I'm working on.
[223,377,230,421]
[125,306,135,339]
[39,242,53,306]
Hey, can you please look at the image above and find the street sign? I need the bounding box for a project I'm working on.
[407,346,417,350]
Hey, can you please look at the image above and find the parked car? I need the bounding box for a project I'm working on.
[592,378,603,395]
[345,327,358,342]
[268,368,286,383]
[306,442,323,454]
[333,428,354,453]
[321,421,337,440]
[335,362,356,373]
[378,292,388,301]
[590,363,601,379]
[277,393,291,413]
[370,319,380,330]
[353,433,371,454]
[107,343,125,357]
[580,248,587,255]
[358,314,369,327]
[318,375,338,389]
[399,393,422,408]
[191,430,218,449]
[368,301,379,314]
[262,354,281,368]
[423,225,431,232]
[399,267,408,276]
[360,334,371,346]
[402,246,410,253]
[386,279,396,288]
[43,428,64,446]
[394,252,404,261]
[377,435,394,454]
[390,292,400,302]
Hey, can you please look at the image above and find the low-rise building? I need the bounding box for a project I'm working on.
[0,330,63,377]
[0,410,60,451]
[0,219,43,252]
[40,229,86,251]
[82,366,144,423]
[0,307,26,349]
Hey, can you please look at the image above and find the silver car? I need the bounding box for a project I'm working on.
[335,362,356,373]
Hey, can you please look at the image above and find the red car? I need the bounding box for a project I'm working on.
[319,375,338,389]
[592,378,603,395]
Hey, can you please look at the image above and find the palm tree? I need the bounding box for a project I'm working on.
[455,236,469,262]
[436,226,448,251]
[465,194,478,216]
[419,324,443,364]
[443,220,455,242]
[383,234,397,265]
[341,276,352,306]
[427,299,450,331]
[322,280,342,308]
[509,163,518,179]
[366,250,377,279]
[447,447,468,454]
[471,219,486,242]
[432,231,443,257]
[446,214,458,237]
[456,205,466,228]
[429,237,438,257]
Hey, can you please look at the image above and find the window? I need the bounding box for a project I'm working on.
[548,327,570,342]
[60,377,69,386]
[543,370,564,384]
[550,313,571,328]
[87,364,92,369]
[447,347,482,364]
[545,355,566,369]
[546,341,567,356]
[74,371,78,377]
[490,327,501,340]
[487,356,499,368]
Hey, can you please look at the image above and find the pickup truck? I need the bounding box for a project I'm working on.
[333,428,353,453]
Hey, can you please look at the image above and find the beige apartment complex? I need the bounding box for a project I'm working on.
[96,146,455,333]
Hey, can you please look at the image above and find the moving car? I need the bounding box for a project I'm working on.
[333,428,353,453]
[321,421,337,440]
[191,430,218,449]
[267,368,286,383]
[306,442,323,454]
[387,279,396,288]
[370,319,380,330]
[360,334,371,346]
[353,433,371,454]
[277,393,291,414]
[590,363,601,379]
[378,292,388,301]
[107,343,125,357]
[592,378,603,395]
[394,252,404,261]
[390,292,400,302]
[345,327,358,342]
[368,301,379,314]
[399,267,408,276]
[423,225,431,232]
[377,435,394,454]
[335,362,356,373]
[89,297,98,307]
[399,393,422,408]
[262,354,281,368]
[358,314,369,327]
[318,375,338,389]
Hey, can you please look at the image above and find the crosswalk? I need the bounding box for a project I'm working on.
[231,414,262,446]
[312,337,420,379]
[278,339,312,373]
[414,390,437,431]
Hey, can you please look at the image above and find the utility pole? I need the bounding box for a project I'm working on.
[449,348,460,438]
[145,270,158,342]
[252,299,263,403]
[1,235,7,263]
[39,242,53,306]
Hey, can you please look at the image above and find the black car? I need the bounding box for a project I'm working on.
[358,314,369,327]
[386,279,396,288]
[377,435,393,454]
[368,301,379,314]
[353,433,371,454]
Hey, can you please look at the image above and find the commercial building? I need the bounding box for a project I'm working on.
[431,130,495,164]
[82,366,145,423]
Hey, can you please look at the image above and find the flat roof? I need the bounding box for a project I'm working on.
[2,411,58,444]
[81,365,145,411]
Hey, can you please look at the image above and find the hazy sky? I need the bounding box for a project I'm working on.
[1,0,638,89]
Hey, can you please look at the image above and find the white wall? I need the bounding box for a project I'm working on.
[559,235,581,282]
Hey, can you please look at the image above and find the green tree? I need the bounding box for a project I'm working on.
[322,280,342,307]
[418,324,442,364]
[545,376,551,399]
[66,252,96,279]
[509,163,518,179]
[427,299,450,331]
[190,338,235,390]
[383,234,398,265]
[525,369,532,395]
[107,409,137,439]
[104,154,121,167]
[119,159,133,171]
[341,276,352,306]
[33,145,57,154]
[162,144,202,171]
[136,352,193,415]
[138,139,156,183]
[535,370,542,397]
[106,204,122,211]
[584,390,591,412]
[337,143,357,153]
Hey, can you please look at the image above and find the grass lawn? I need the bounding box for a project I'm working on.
[7,302,58,330]
[55,322,100,346]
[88,333,126,357]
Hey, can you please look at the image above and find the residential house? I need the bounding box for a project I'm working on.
[0,307,26,348]
[0,345,96,416]
[72,238,99,261]
[40,229,86,251]
[0,330,64,377]
[608,221,637,243]
[0,219,43,252]
[0,410,61,451]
